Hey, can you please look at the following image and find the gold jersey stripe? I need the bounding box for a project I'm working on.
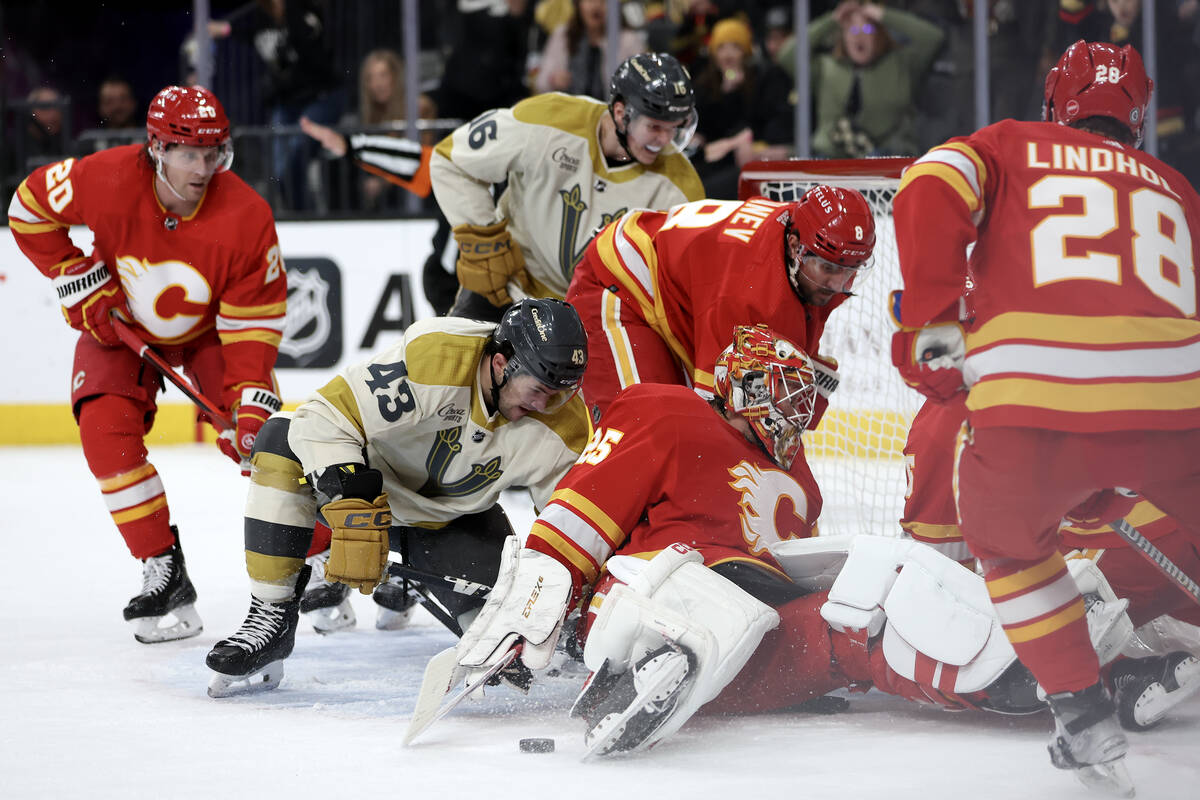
[970,312,1200,350]
[1002,598,1086,644]
[99,462,158,492]
[218,329,283,347]
[551,487,625,549]
[245,551,306,584]
[218,299,288,318]
[970,374,1200,414]
[111,495,168,525]
[250,451,307,493]
[900,521,963,541]
[317,375,366,439]
[986,554,1064,599]
[530,520,599,583]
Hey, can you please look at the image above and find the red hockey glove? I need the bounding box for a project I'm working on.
[218,386,282,475]
[891,323,967,403]
[51,257,128,346]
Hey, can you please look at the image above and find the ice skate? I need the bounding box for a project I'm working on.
[300,550,355,634]
[122,526,202,644]
[1046,682,1135,798]
[573,644,694,759]
[1112,651,1200,731]
[206,565,310,698]
[372,574,420,631]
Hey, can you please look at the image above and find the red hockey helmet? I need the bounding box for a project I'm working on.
[147,85,231,148]
[1043,40,1153,147]
[790,185,876,268]
[713,324,816,471]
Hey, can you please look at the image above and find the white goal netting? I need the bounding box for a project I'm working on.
[739,158,923,537]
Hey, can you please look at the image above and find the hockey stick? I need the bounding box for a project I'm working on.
[403,645,520,746]
[386,562,491,598]
[112,317,234,431]
[1110,517,1200,608]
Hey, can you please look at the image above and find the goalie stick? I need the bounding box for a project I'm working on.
[386,562,491,599]
[112,317,234,431]
[403,644,520,746]
[1110,517,1200,608]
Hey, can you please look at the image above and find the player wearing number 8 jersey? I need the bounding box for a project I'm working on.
[7,85,285,643]
[893,40,1200,791]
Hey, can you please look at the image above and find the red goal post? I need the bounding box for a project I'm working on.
[739,158,921,538]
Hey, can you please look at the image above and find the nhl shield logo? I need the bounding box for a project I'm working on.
[277,258,343,368]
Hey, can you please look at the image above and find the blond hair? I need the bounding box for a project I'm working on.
[359,48,407,125]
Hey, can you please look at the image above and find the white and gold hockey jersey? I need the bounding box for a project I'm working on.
[430,92,705,299]
[287,317,592,527]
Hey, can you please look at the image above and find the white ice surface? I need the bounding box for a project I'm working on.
[1,445,1197,799]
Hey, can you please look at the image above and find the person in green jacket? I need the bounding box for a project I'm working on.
[778,2,945,158]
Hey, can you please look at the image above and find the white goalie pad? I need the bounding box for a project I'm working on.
[456,536,573,671]
[767,534,856,592]
[579,544,780,752]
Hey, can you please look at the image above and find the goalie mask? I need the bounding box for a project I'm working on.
[488,298,588,413]
[713,325,816,471]
[784,186,876,301]
[1043,40,1152,148]
[609,53,698,159]
[146,85,234,173]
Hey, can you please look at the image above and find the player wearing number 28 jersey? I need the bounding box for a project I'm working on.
[893,40,1200,787]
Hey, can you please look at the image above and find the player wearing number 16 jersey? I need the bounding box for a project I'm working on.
[7,85,285,644]
[893,40,1200,791]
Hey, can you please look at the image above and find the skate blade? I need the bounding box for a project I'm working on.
[582,651,690,761]
[305,600,356,635]
[132,604,203,644]
[1075,758,1136,798]
[207,661,285,698]
[375,605,416,631]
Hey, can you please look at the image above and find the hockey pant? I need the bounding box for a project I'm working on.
[72,330,226,559]
[243,415,513,624]
[899,395,973,566]
[957,425,1200,695]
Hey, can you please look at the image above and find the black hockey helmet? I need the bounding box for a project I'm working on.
[488,298,588,406]
[608,53,698,155]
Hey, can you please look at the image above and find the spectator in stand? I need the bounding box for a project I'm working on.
[209,0,346,211]
[24,86,69,164]
[534,0,647,98]
[777,1,944,159]
[98,76,139,130]
[689,16,794,199]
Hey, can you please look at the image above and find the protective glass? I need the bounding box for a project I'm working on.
[626,105,698,155]
[156,141,235,175]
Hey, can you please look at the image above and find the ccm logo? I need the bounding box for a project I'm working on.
[344,510,391,527]
[522,576,545,618]
[461,241,507,255]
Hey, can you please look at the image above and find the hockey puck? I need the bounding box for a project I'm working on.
[519,737,555,753]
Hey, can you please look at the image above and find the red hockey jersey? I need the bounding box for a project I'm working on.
[524,383,822,598]
[587,198,845,393]
[9,144,286,407]
[895,119,1200,432]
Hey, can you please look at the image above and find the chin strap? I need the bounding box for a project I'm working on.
[609,108,636,163]
[151,146,190,204]
[487,354,506,415]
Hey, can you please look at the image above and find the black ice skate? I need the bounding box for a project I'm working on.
[206,565,310,698]
[1112,651,1200,731]
[300,550,356,634]
[372,574,421,631]
[1046,681,1134,797]
[122,526,202,644]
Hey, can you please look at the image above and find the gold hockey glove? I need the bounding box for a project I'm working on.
[321,494,391,594]
[453,220,533,307]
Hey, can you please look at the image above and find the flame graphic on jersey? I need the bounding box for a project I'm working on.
[115,255,211,341]
[728,460,810,556]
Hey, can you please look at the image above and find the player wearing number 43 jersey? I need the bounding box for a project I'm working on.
[893,39,1200,793]
[206,300,591,697]
[7,85,285,644]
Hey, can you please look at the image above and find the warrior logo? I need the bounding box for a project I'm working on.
[280,266,332,363]
[728,461,811,556]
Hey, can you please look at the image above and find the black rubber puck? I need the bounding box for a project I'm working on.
[519,737,555,753]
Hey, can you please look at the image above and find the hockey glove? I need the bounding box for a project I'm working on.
[808,353,840,430]
[321,494,392,594]
[891,323,967,403]
[217,386,282,475]
[453,220,533,307]
[51,256,128,346]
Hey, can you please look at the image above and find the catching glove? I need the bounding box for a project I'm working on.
[321,494,392,593]
[891,323,967,402]
[453,220,533,307]
[51,256,127,346]
[218,386,282,474]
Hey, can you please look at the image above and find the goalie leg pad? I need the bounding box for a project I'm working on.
[574,546,779,754]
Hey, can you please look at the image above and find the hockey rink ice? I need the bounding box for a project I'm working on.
[2,444,1197,799]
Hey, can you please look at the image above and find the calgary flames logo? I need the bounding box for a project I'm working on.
[728,460,811,555]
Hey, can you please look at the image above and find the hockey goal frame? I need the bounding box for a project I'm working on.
[739,157,920,538]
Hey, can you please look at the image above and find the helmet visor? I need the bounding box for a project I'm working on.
[626,105,698,155]
[502,365,581,414]
[156,141,235,175]
[798,251,875,294]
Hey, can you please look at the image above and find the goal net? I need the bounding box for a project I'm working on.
[739,158,922,538]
